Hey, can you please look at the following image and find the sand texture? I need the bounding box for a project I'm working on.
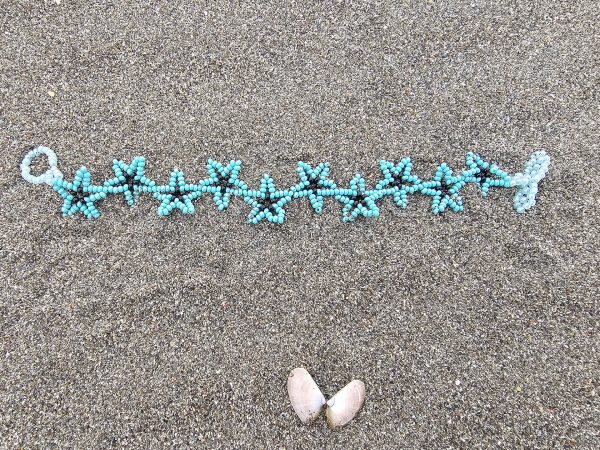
[1,1,599,448]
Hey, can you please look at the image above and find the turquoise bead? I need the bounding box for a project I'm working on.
[40,151,547,222]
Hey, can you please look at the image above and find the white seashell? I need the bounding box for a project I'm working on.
[287,368,326,423]
[325,380,365,429]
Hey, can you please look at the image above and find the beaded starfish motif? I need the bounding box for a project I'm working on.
[244,175,292,224]
[465,152,512,197]
[152,169,203,216]
[21,147,550,223]
[200,159,247,211]
[337,174,382,222]
[419,163,467,214]
[53,166,106,219]
[290,162,336,214]
[104,156,149,206]
[375,158,415,209]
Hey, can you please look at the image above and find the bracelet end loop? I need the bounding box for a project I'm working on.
[20,146,63,186]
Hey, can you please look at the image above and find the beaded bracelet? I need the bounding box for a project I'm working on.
[20,146,550,223]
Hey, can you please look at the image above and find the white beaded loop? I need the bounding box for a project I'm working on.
[509,150,550,213]
[20,146,63,185]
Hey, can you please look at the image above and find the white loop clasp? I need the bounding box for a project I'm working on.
[509,150,550,213]
[20,146,63,185]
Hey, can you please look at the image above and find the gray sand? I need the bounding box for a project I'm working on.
[1,1,599,448]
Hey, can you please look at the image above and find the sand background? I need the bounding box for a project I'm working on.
[1,1,599,448]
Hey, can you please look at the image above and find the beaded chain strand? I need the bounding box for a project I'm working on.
[20,146,550,223]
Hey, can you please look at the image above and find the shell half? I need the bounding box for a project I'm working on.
[287,368,326,423]
[325,380,365,429]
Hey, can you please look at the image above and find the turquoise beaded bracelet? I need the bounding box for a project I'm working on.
[20,146,550,223]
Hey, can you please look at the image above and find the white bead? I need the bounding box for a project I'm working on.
[20,146,63,185]
[510,150,550,213]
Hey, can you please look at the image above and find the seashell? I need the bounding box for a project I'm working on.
[287,368,326,423]
[325,380,365,429]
